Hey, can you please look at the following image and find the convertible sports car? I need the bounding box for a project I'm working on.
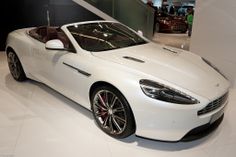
[156,12,188,33]
[6,21,230,141]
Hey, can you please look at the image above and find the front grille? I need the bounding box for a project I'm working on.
[198,92,228,116]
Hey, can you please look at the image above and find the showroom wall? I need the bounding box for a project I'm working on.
[0,0,101,50]
[190,0,236,88]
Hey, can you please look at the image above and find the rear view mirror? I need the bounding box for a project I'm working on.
[137,30,144,36]
[45,39,65,50]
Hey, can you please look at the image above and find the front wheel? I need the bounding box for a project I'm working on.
[91,85,135,139]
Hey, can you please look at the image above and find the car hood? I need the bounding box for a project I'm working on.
[92,43,230,100]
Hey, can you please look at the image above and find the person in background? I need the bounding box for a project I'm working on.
[169,6,175,15]
[161,6,168,13]
[187,8,194,37]
[147,0,154,7]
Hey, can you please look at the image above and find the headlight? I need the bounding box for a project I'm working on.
[202,58,228,79]
[140,80,199,105]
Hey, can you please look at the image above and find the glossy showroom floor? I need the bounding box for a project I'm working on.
[0,52,236,157]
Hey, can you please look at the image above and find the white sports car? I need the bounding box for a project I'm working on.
[6,21,230,141]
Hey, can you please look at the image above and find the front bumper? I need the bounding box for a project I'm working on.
[181,114,224,141]
[130,92,228,142]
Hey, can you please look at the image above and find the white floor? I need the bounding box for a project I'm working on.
[0,51,236,157]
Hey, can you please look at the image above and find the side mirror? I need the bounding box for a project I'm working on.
[137,30,144,37]
[45,39,65,50]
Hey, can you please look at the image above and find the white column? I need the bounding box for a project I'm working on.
[190,0,236,88]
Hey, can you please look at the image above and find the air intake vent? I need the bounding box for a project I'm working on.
[163,47,178,54]
[123,56,145,63]
[198,92,228,116]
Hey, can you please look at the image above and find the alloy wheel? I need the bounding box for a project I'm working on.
[7,52,21,79]
[93,90,127,135]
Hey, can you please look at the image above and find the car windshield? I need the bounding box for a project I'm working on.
[67,22,148,52]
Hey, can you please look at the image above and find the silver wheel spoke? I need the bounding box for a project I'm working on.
[114,115,126,124]
[108,116,114,133]
[98,93,108,108]
[13,68,19,78]
[112,116,122,131]
[95,111,105,117]
[102,115,109,128]
[94,101,107,111]
[104,91,108,106]
[110,96,118,109]
[113,107,125,113]
[12,67,18,78]
[12,55,17,63]
[13,69,17,77]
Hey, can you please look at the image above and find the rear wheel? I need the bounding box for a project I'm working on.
[91,85,135,138]
[7,51,27,81]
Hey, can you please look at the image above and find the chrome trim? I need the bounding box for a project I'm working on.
[63,62,91,77]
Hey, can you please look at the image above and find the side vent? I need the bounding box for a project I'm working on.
[123,56,145,63]
[163,47,178,54]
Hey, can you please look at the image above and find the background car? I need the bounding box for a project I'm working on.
[5,21,230,142]
[156,12,188,33]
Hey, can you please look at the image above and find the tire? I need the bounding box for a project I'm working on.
[91,85,135,139]
[7,51,27,81]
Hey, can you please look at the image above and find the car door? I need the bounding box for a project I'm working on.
[28,26,51,82]
[29,27,90,105]
[43,44,92,107]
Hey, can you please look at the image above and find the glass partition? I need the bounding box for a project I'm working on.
[84,0,154,39]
